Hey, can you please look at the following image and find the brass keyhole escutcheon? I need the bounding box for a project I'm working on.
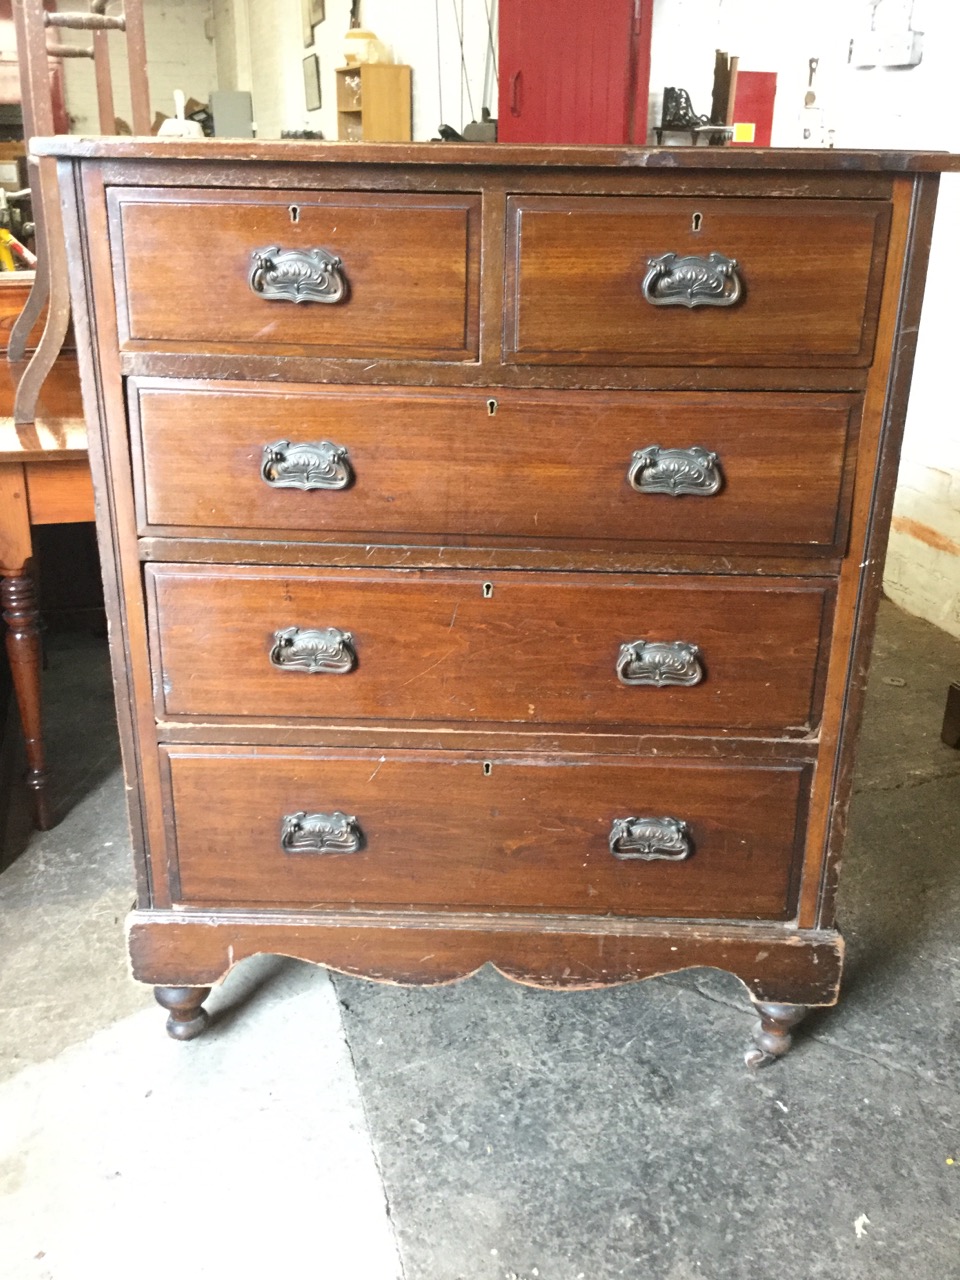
[487,398,498,416]
[289,204,300,224]
[482,582,494,599]
[691,211,703,233]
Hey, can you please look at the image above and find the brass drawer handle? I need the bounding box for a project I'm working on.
[642,251,742,308]
[269,626,356,674]
[617,640,703,687]
[627,444,722,497]
[249,244,347,304]
[262,439,353,490]
[281,810,364,854]
[609,816,692,862]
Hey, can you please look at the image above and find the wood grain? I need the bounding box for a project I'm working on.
[127,907,843,1005]
[49,144,950,1031]
[25,459,95,524]
[146,565,832,734]
[130,381,860,555]
[109,187,480,360]
[506,196,890,366]
[162,745,808,921]
[32,136,960,172]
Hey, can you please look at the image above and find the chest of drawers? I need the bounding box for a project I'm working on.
[42,139,956,1065]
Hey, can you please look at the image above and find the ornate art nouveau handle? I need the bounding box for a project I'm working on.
[617,640,703,688]
[642,251,742,308]
[609,816,692,862]
[281,810,364,854]
[269,626,356,674]
[627,445,722,497]
[249,245,347,304]
[261,440,353,491]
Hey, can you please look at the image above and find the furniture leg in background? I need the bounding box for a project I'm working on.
[0,361,94,831]
[0,463,50,828]
[941,682,960,747]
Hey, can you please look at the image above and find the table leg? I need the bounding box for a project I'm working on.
[1,570,53,830]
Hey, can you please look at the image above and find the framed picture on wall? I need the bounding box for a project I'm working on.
[303,54,321,112]
[301,0,313,46]
[310,1,325,22]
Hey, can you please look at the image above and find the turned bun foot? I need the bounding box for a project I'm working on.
[745,1001,808,1068]
[154,985,211,1040]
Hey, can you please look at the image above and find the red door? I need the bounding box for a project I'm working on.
[499,0,652,144]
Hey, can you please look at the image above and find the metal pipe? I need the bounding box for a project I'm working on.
[45,13,126,30]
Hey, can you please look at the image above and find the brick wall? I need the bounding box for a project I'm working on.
[60,0,216,133]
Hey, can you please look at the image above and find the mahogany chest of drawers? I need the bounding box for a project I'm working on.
[42,138,956,1064]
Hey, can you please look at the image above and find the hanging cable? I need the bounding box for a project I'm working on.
[435,0,445,129]
[481,0,498,115]
[450,0,474,129]
[483,0,498,82]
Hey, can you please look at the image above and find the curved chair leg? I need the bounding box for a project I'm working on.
[13,160,71,426]
[7,161,49,365]
[7,259,48,365]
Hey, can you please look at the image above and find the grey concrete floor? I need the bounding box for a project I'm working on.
[1,600,959,1280]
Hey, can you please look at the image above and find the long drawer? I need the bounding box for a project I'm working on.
[131,381,859,555]
[505,196,890,366]
[146,565,831,734]
[108,187,481,359]
[163,746,808,921]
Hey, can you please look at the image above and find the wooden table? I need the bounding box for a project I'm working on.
[0,358,92,829]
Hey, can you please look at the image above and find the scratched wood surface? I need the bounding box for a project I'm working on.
[50,145,950,1028]
[130,380,861,556]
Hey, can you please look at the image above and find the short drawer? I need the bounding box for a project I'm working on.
[108,187,480,359]
[505,196,890,366]
[164,746,807,921]
[131,381,859,555]
[146,566,831,734]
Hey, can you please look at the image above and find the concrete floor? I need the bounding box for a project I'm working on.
[1,599,958,1280]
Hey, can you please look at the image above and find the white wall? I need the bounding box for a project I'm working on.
[650,0,960,637]
[210,0,496,142]
[59,0,217,133]
[52,0,960,635]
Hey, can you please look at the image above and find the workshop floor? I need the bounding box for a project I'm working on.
[1,599,958,1280]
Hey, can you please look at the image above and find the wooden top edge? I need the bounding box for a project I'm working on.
[29,137,960,172]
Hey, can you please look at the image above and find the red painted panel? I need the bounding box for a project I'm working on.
[499,0,650,144]
[730,71,777,148]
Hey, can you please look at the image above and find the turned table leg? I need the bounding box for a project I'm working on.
[745,1001,808,1068]
[154,986,212,1040]
[1,571,53,830]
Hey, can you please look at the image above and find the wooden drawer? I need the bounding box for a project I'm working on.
[505,196,890,366]
[131,380,859,555]
[163,746,807,921]
[107,187,480,359]
[146,565,831,734]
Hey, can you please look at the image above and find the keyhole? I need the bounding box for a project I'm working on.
[691,211,703,233]
[482,761,492,776]
[289,205,300,224]
[482,582,494,599]
[487,398,498,416]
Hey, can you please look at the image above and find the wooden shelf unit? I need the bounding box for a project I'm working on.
[335,64,411,142]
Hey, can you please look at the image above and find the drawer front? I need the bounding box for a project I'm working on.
[108,188,480,359]
[132,381,859,554]
[506,196,890,366]
[165,747,807,920]
[147,566,830,733]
